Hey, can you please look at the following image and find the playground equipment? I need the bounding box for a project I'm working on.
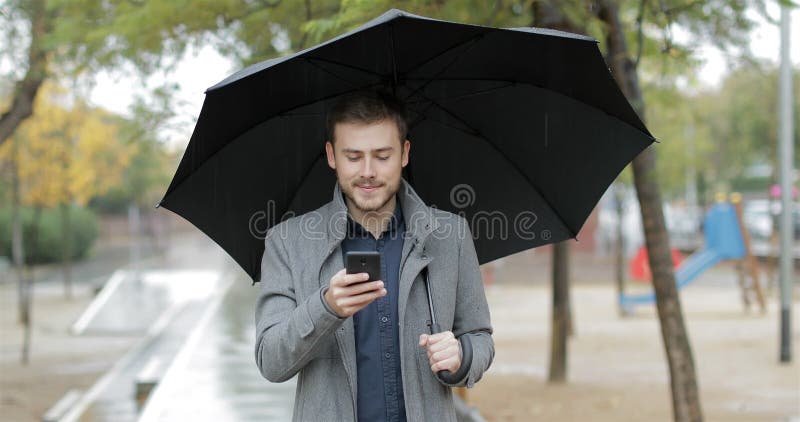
[620,194,766,312]
[629,246,683,282]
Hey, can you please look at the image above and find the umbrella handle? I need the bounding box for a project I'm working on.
[429,322,473,384]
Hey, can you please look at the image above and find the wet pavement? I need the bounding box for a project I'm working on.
[71,269,221,335]
[60,230,295,422]
[73,296,225,422]
[138,271,295,422]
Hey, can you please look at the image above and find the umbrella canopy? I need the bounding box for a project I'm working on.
[159,8,654,282]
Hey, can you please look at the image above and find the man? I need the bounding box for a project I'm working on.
[254,90,494,421]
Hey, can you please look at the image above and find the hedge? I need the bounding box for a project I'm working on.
[0,205,99,264]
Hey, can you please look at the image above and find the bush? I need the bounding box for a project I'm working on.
[0,205,99,265]
[88,189,130,214]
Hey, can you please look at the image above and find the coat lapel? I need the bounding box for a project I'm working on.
[316,183,359,409]
[398,248,434,330]
[397,181,439,323]
[318,245,358,409]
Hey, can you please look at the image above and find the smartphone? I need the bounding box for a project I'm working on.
[345,251,382,282]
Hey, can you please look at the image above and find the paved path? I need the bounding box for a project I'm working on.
[60,229,297,422]
[138,272,295,422]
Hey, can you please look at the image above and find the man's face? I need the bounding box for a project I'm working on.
[325,119,410,215]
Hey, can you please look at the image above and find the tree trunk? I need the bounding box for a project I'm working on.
[21,206,42,365]
[20,267,32,365]
[597,1,703,420]
[60,203,73,299]
[532,0,581,385]
[548,241,570,382]
[532,0,582,32]
[0,0,48,148]
[10,138,26,324]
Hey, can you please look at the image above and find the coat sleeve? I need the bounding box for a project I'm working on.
[254,225,345,383]
[438,217,495,388]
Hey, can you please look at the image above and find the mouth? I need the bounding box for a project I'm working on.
[356,184,381,194]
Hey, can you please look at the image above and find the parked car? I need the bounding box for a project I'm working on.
[742,199,799,241]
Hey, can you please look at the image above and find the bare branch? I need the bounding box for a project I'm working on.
[0,0,49,148]
[485,0,504,26]
[634,0,647,69]
[657,0,675,55]
[297,0,312,51]
[661,0,705,15]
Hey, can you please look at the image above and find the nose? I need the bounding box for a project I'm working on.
[360,157,377,179]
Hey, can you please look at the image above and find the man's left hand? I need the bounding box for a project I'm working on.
[419,331,461,373]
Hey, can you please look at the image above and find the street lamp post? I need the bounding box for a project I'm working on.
[777,4,794,364]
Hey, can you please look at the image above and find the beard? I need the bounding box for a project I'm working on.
[338,175,401,214]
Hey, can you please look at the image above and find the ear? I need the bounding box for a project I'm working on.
[325,141,336,170]
[401,140,410,168]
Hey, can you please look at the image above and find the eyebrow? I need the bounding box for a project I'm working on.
[342,147,394,154]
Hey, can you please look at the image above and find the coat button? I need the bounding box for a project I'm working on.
[381,316,389,323]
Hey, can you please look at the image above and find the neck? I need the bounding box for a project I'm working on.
[345,194,397,239]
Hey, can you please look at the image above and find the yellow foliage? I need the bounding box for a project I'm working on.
[0,83,136,207]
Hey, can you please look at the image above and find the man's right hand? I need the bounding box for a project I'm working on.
[324,269,386,317]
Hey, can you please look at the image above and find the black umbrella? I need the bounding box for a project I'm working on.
[159,8,653,284]
[159,7,654,384]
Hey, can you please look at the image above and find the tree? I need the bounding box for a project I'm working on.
[0,0,349,150]
[0,83,135,298]
[0,83,132,362]
[0,0,48,148]
[641,65,800,200]
[595,1,704,418]
[701,66,800,191]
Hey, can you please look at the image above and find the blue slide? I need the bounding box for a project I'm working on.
[620,202,746,308]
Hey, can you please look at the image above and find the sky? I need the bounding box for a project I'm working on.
[693,5,800,86]
[85,6,800,150]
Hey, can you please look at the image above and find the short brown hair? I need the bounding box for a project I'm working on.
[326,90,408,144]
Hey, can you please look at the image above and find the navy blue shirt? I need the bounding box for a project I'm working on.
[340,196,406,422]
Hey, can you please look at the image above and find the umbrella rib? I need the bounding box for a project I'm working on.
[271,82,385,119]
[405,81,515,142]
[401,34,485,104]
[303,58,364,88]
[284,152,326,216]
[304,56,384,79]
[414,93,579,238]
[400,31,492,83]
[405,76,653,139]
[389,23,398,93]
[404,81,515,105]
[407,110,479,139]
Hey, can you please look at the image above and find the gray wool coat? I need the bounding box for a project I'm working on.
[254,178,494,421]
